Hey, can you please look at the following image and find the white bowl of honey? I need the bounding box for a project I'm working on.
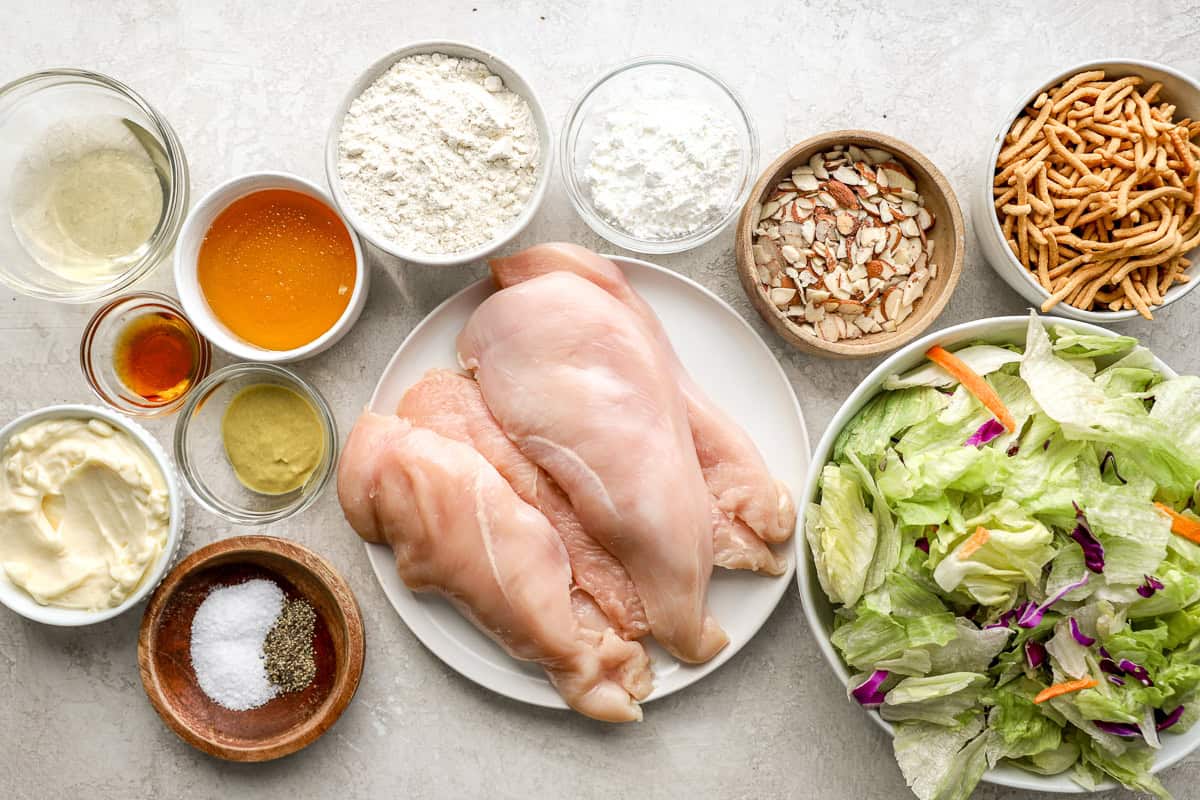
[173,172,367,363]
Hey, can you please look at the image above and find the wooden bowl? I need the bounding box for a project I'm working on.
[735,130,965,358]
[138,536,365,761]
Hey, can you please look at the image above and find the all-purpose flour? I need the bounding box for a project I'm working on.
[584,98,742,241]
[337,53,540,256]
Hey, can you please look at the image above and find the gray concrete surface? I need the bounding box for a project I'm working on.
[3,2,1200,798]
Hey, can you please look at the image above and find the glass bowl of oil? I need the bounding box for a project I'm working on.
[80,292,212,417]
[0,69,189,303]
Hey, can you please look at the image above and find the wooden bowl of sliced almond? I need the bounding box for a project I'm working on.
[735,130,964,358]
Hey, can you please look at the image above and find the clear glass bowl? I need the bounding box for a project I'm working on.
[173,364,337,525]
[560,56,759,254]
[0,69,189,303]
[80,291,212,417]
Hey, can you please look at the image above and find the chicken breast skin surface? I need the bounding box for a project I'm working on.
[337,412,652,722]
[458,272,728,664]
[397,369,650,639]
[490,242,796,554]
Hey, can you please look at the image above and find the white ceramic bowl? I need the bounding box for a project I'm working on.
[796,315,1193,794]
[324,41,552,266]
[174,171,367,363]
[0,404,185,626]
[973,59,1200,322]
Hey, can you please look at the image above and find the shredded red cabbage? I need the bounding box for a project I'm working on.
[851,670,890,708]
[914,537,930,554]
[1107,675,1126,687]
[965,418,1005,447]
[1137,575,1165,598]
[1024,639,1047,669]
[984,607,1019,630]
[1070,503,1106,573]
[1092,720,1142,737]
[1156,706,1185,732]
[1069,617,1095,646]
[1017,574,1090,629]
[1118,659,1154,687]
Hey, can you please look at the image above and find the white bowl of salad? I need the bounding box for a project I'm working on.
[798,312,1200,799]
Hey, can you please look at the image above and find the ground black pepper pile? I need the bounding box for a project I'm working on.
[263,598,317,694]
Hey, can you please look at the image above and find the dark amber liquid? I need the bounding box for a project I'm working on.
[114,312,198,402]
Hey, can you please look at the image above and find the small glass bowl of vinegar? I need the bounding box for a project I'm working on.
[80,291,212,417]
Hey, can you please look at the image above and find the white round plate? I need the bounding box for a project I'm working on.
[365,255,809,709]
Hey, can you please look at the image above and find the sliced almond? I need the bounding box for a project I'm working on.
[793,172,820,192]
[770,287,798,307]
[832,164,862,186]
[809,153,829,180]
[825,180,858,208]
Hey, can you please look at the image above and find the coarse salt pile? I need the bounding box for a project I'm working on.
[189,578,284,711]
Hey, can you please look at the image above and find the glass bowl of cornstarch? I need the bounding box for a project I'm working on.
[561,56,759,254]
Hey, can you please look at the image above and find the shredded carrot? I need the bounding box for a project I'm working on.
[1034,678,1098,704]
[1155,502,1200,545]
[958,526,991,560]
[926,345,1017,432]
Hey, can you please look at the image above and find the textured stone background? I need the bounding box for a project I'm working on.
[3,2,1200,798]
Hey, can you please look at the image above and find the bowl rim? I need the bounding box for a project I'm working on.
[977,57,1200,322]
[0,403,185,626]
[172,362,338,525]
[735,129,965,358]
[558,54,761,254]
[0,68,190,304]
[322,39,553,267]
[137,535,366,762]
[79,290,213,417]
[172,170,367,363]
[794,313,1187,793]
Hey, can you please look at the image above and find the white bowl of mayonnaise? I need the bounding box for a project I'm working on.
[0,404,184,626]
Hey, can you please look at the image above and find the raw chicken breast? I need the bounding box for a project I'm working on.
[338,412,652,721]
[712,510,787,576]
[397,369,650,639]
[490,243,796,548]
[458,272,728,664]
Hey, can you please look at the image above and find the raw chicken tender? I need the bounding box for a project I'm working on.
[490,243,796,551]
[458,272,728,663]
[337,412,652,721]
[398,369,649,639]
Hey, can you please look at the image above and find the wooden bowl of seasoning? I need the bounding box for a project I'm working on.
[138,536,364,762]
[735,130,965,358]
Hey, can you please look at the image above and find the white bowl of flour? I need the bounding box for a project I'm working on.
[326,41,552,267]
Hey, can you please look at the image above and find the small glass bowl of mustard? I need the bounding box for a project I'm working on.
[173,363,337,525]
[80,291,212,417]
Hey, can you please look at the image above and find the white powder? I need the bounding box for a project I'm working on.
[337,53,541,255]
[584,98,742,241]
[189,579,284,711]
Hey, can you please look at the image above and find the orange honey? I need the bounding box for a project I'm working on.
[197,189,356,350]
